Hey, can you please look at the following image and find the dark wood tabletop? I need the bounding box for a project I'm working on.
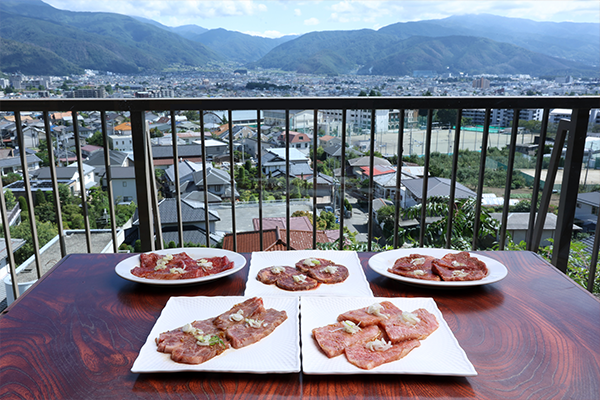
[1,251,599,400]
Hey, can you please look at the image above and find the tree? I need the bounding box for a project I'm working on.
[86,131,104,146]
[398,197,500,250]
[8,220,57,264]
[3,189,17,210]
[435,109,457,126]
[2,172,22,187]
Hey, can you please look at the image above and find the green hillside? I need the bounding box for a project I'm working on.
[255,30,596,77]
[0,38,83,75]
[0,0,220,74]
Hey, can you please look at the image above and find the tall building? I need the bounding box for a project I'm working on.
[473,77,491,89]
[66,87,106,98]
[322,109,389,134]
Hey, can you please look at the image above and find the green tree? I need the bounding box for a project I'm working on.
[398,197,500,250]
[435,109,457,126]
[2,172,22,187]
[3,189,17,210]
[8,220,57,264]
[86,131,104,146]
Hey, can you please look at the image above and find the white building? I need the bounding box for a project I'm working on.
[322,109,389,135]
[109,135,133,152]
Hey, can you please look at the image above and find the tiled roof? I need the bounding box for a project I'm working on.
[402,177,476,200]
[359,165,396,176]
[252,216,313,231]
[114,122,132,131]
[156,197,220,224]
[348,156,391,167]
[222,227,330,252]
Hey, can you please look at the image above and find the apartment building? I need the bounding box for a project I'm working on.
[322,109,389,134]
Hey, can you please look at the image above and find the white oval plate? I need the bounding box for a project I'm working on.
[368,248,508,287]
[115,248,246,285]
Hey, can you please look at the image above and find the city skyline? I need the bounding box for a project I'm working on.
[43,0,600,38]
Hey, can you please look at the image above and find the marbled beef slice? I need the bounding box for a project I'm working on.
[226,308,288,349]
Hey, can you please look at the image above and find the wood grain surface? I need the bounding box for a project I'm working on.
[1,251,598,400]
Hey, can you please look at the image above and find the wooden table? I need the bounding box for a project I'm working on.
[1,251,599,399]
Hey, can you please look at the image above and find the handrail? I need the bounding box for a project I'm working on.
[1,95,599,301]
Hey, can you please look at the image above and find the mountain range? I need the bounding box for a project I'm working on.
[0,0,598,77]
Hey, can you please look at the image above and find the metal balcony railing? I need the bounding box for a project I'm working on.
[1,96,599,304]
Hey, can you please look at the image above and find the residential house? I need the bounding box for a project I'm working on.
[81,145,103,159]
[152,144,204,169]
[303,172,337,202]
[490,212,576,247]
[239,136,274,159]
[164,160,236,200]
[109,134,133,152]
[277,131,312,152]
[222,226,330,252]
[98,166,137,204]
[113,122,132,135]
[133,192,221,247]
[401,177,477,207]
[262,148,312,177]
[252,216,340,243]
[191,164,237,200]
[216,125,255,141]
[575,191,600,232]
[191,139,228,161]
[0,148,41,176]
[347,156,391,178]
[84,149,131,168]
[319,135,337,147]
[31,164,96,195]
[372,166,425,203]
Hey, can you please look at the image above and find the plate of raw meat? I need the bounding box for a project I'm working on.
[115,248,246,285]
[368,248,508,287]
[131,296,300,373]
[301,297,476,375]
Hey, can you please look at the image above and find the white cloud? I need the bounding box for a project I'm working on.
[304,17,320,25]
[243,30,287,38]
[294,8,302,16]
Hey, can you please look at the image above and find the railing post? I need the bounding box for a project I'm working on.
[552,108,590,272]
[130,110,155,252]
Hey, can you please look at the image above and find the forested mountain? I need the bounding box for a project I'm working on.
[0,0,597,77]
[0,0,220,74]
[254,30,595,76]
[379,14,599,67]
[190,29,298,63]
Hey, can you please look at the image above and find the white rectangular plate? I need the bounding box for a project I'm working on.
[244,250,373,297]
[131,296,300,373]
[301,297,477,376]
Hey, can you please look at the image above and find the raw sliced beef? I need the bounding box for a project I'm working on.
[256,266,297,285]
[312,323,382,358]
[213,297,266,331]
[295,257,337,274]
[379,308,439,343]
[132,253,234,280]
[275,273,320,291]
[431,252,488,281]
[344,338,421,370]
[225,308,288,349]
[156,318,229,364]
[337,301,403,327]
[304,263,349,284]
[388,254,441,281]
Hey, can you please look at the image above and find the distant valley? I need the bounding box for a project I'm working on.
[0,0,598,77]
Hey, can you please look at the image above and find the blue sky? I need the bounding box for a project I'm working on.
[44,1,600,38]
